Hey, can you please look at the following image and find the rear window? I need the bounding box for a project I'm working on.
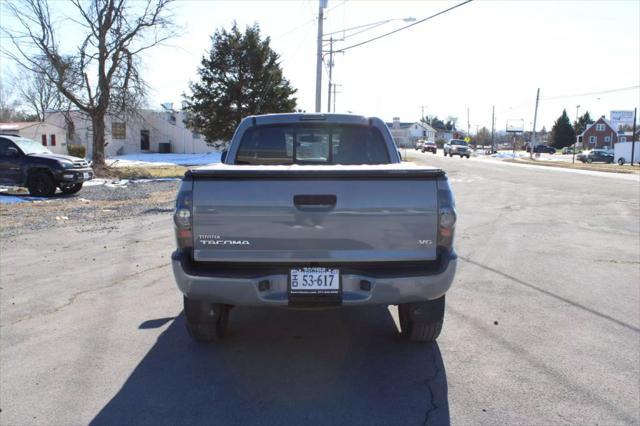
[235,124,390,165]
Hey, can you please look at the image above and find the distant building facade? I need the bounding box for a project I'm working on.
[385,117,436,148]
[44,108,215,158]
[0,121,67,155]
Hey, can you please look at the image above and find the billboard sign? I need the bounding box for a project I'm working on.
[506,119,524,133]
[610,110,635,131]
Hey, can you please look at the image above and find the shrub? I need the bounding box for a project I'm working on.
[67,144,87,158]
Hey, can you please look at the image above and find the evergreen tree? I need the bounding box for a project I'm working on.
[184,23,297,142]
[573,111,594,135]
[551,109,576,149]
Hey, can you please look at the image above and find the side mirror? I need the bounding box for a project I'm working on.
[6,147,19,157]
[220,150,227,163]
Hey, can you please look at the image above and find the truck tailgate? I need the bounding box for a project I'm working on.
[190,166,442,263]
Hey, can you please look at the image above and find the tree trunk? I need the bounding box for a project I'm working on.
[91,113,106,167]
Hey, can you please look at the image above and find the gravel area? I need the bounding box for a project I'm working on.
[0,180,180,238]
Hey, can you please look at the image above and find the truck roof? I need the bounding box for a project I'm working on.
[245,113,373,126]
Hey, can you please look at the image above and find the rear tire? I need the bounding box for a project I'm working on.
[27,172,56,197]
[398,296,445,342]
[618,158,625,165]
[587,158,593,164]
[184,296,230,342]
[60,183,83,194]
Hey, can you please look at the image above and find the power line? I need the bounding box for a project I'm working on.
[539,85,640,101]
[335,0,474,53]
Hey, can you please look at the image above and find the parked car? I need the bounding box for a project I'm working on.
[525,144,556,154]
[443,139,470,158]
[576,149,614,164]
[0,134,94,196]
[172,113,458,343]
[561,146,582,155]
[415,140,425,150]
[421,140,437,154]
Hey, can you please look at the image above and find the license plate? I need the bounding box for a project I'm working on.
[290,268,339,295]
[83,172,90,179]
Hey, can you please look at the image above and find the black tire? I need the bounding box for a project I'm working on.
[27,172,56,197]
[587,158,593,164]
[444,151,448,157]
[398,296,445,342]
[60,183,83,194]
[184,296,230,342]
[618,158,625,166]
[466,155,470,159]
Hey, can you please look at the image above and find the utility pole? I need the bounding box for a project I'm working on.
[333,84,339,112]
[315,0,327,112]
[631,107,637,166]
[420,105,427,121]
[491,105,495,153]
[573,104,580,164]
[326,36,333,112]
[530,88,540,159]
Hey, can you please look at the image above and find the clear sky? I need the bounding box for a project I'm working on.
[2,0,639,132]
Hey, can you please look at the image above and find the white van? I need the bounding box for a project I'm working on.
[614,142,640,165]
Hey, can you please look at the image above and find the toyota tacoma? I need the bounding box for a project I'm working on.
[172,114,458,342]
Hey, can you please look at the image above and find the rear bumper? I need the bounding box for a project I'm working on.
[171,250,457,306]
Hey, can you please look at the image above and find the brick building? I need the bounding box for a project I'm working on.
[578,116,619,149]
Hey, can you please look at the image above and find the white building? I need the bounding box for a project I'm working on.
[0,121,68,154]
[385,117,437,148]
[44,108,215,158]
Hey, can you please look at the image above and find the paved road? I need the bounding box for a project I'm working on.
[1,155,638,425]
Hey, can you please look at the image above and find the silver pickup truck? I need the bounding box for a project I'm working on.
[172,113,457,342]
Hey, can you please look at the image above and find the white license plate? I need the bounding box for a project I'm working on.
[83,172,90,179]
[290,268,339,294]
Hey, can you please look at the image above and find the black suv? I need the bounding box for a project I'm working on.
[525,144,556,154]
[0,135,94,196]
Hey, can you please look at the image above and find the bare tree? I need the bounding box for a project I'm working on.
[0,75,33,122]
[3,0,174,166]
[14,59,62,121]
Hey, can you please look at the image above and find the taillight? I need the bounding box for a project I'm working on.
[436,177,456,251]
[174,181,193,251]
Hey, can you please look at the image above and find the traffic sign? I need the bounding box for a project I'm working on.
[464,137,471,143]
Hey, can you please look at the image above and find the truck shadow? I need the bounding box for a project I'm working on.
[91,306,449,426]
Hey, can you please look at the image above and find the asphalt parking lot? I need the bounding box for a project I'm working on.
[1,156,639,425]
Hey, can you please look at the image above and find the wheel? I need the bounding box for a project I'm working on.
[587,158,593,164]
[466,155,470,159]
[27,172,56,197]
[618,158,625,165]
[60,183,83,194]
[184,296,230,342]
[398,296,445,342]
[444,151,448,157]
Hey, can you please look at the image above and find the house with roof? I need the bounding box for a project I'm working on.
[0,121,67,155]
[385,117,436,148]
[578,116,621,149]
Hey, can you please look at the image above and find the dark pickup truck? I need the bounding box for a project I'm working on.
[172,113,458,343]
[0,134,94,196]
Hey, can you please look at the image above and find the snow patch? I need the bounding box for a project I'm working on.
[106,152,222,167]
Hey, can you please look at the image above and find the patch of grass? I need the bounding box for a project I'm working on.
[507,158,640,174]
[95,165,188,179]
